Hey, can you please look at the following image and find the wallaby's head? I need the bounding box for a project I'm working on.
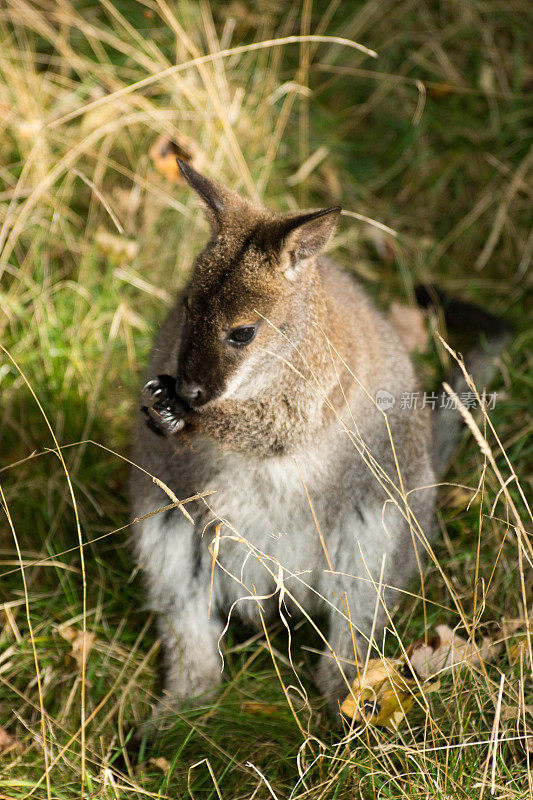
[175,160,341,408]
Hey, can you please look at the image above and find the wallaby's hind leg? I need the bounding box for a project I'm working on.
[314,592,385,716]
[314,495,434,717]
[313,508,408,716]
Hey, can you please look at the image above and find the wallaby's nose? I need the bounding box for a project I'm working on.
[176,380,207,407]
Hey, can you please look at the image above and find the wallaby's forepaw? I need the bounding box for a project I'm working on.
[141,374,190,437]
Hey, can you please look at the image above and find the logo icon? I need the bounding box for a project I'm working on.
[375,389,395,411]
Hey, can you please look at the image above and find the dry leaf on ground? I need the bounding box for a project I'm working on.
[500,704,533,722]
[342,625,500,728]
[135,756,171,776]
[407,624,500,679]
[241,701,280,715]
[58,624,96,670]
[150,133,205,183]
[340,658,421,728]
[0,726,23,755]
[428,82,455,99]
[388,301,428,353]
[149,756,170,772]
[508,634,531,665]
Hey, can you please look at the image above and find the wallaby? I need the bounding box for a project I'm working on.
[130,160,509,729]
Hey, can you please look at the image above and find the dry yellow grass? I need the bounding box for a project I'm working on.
[0,0,531,797]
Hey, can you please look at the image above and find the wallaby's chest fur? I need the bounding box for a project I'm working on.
[130,162,435,718]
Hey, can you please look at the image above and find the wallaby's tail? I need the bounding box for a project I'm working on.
[415,285,513,476]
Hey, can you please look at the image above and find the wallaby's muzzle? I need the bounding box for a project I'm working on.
[175,378,208,408]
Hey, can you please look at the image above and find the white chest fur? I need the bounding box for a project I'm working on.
[201,447,330,595]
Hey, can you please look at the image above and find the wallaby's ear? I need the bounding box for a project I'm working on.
[278,206,341,279]
[177,159,227,225]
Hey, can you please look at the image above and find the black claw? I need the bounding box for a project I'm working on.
[140,374,190,437]
[148,384,164,398]
[141,406,166,436]
[142,374,177,401]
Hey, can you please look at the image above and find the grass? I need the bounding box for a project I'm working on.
[0,0,532,797]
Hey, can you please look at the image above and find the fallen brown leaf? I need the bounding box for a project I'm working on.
[0,726,23,755]
[428,82,455,99]
[341,623,500,728]
[150,133,205,183]
[340,658,420,728]
[500,704,533,722]
[508,634,531,665]
[407,624,500,679]
[58,624,96,670]
[134,755,171,777]
[149,756,170,772]
[241,701,280,716]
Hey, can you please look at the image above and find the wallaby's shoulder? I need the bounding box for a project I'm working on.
[318,256,419,381]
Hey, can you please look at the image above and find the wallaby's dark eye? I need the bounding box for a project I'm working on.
[227,325,257,346]
[182,295,190,312]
